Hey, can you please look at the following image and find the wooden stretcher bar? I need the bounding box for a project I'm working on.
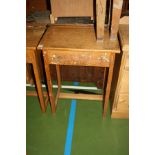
[59,92,103,101]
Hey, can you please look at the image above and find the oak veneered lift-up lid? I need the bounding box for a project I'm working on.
[26,24,46,50]
[38,24,120,53]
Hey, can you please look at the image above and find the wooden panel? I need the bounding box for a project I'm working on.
[96,0,106,41]
[116,94,129,111]
[124,54,129,70]
[45,50,110,67]
[119,70,129,93]
[111,53,128,110]
[51,0,93,17]
[111,22,129,118]
[27,0,48,13]
[50,65,105,88]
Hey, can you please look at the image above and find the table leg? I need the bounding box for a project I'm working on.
[26,64,34,84]
[103,54,115,117]
[32,52,46,112]
[103,67,107,96]
[55,65,61,106]
[43,51,56,113]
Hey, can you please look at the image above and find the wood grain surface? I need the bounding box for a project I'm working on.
[39,24,120,53]
[26,26,46,49]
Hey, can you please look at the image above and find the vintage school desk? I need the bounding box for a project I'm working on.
[26,25,47,112]
[38,24,120,117]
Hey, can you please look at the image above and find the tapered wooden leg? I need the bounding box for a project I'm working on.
[55,65,61,106]
[102,67,107,96]
[32,52,46,112]
[43,50,56,113]
[103,54,115,117]
[26,64,34,84]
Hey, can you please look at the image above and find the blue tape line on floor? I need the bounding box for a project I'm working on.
[64,82,78,155]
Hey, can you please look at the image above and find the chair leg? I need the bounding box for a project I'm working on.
[110,0,123,40]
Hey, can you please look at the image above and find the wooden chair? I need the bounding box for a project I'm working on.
[50,0,124,41]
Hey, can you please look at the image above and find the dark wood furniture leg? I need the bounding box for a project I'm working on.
[55,65,61,106]
[31,51,46,112]
[103,53,115,117]
[103,67,107,95]
[43,50,56,113]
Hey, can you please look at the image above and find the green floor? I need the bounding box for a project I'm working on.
[26,83,129,155]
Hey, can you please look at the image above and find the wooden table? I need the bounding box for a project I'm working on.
[26,25,47,112]
[39,24,120,117]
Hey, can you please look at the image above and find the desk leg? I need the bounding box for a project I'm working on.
[103,67,107,96]
[26,64,34,84]
[32,52,46,112]
[103,53,115,117]
[55,65,61,106]
[43,51,56,113]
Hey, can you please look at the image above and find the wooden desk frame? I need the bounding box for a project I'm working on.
[43,49,115,117]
